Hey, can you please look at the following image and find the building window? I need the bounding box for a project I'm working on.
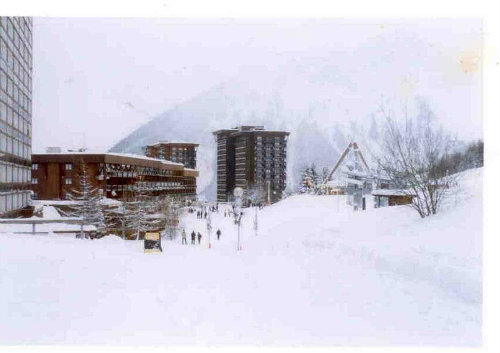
[65,178,72,185]
[31,178,37,184]
[32,163,38,170]
[65,163,72,171]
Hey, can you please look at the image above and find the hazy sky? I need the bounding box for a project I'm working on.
[32,18,483,152]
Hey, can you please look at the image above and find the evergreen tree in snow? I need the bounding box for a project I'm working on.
[310,164,321,193]
[299,167,312,194]
[316,166,331,195]
[299,165,319,194]
[66,161,105,238]
[126,184,162,240]
[160,195,181,240]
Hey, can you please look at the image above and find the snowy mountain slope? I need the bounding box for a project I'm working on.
[108,23,480,199]
[0,168,482,345]
[109,76,350,199]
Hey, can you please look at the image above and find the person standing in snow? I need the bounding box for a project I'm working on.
[216,229,221,240]
[191,230,196,244]
[181,229,187,245]
[204,211,207,219]
[197,232,202,244]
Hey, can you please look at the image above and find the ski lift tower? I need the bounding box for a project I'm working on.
[320,142,372,209]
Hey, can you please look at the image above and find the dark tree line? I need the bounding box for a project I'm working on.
[435,140,483,175]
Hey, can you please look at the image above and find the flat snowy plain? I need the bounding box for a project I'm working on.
[0,169,482,345]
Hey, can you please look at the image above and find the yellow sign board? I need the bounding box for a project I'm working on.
[145,232,160,241]
[144,232,162,253]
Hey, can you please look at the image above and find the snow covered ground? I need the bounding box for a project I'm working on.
[0,168,482,346]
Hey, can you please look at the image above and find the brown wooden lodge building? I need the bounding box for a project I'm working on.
[31,152,198,201]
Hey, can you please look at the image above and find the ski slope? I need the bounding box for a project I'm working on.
[0,168,482,345]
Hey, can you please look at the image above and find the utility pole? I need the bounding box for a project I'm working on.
[254,204,258,237]
[207,209,212,249]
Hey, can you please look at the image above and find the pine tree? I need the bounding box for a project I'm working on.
[299,167,312,194]
[66,161,105,238]
[161,195,181,240]
[127,184,162,240]
[310,164,320,193]
[317,166,331,195]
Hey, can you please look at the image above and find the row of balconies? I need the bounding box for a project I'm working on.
[106,184,185,192]
[255,166,286,171]
[255,148,286,154]
[105,172,138,178]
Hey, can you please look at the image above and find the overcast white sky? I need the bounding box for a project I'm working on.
[32,17,483,152]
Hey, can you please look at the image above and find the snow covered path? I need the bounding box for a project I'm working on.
[0,169,482,346]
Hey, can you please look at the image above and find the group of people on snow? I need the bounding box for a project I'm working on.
[180,202,235,245]
[181,228,222,245]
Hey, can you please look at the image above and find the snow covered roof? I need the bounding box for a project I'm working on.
[107,152,184,166]
[32,152,186,170]
[213,126,290,136]
[148,141,200,147]
[371,189,416,196]
[32,198,122,207]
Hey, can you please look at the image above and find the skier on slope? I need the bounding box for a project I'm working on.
[181,229,187,245]
[216,229,221,240]
[191,230,196,244]
[197,232,202,244]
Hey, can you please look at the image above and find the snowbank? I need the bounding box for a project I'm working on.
[0,168,482,345]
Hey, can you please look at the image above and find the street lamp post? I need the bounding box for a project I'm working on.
[233,187,244,251]
[207,208,212,249]
[254,204,258,237]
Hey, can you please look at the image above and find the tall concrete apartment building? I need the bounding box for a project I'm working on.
[213,126,289,204]
[0,17,32,217]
